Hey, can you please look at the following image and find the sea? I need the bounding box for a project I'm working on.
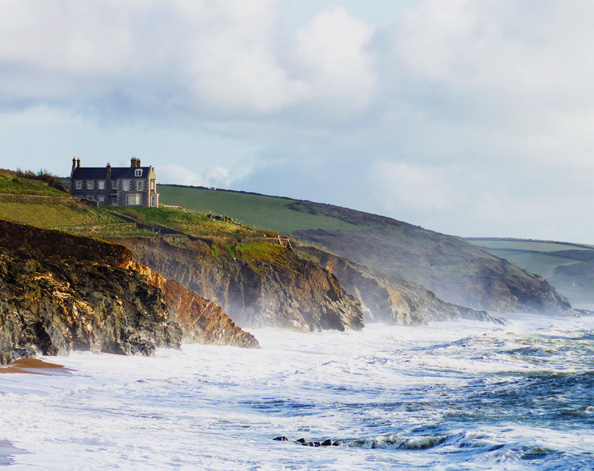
[1,313,594,470]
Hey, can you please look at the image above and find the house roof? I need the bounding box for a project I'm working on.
[71,166,153,180]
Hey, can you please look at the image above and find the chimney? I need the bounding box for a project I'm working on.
[71,157,76,174]
[137,159,141,168]
[131,157,137,168]
[106,163,111,180]
[77,158,81,168]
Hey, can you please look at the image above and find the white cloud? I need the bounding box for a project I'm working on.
[293,7,377,118]
[3,1,594,242]
[368,161,460,212]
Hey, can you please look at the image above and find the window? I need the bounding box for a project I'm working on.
[98,195,105,204]
[87,181,94,190]
[75,181,82,190]
[150,180,155,191]
[98,181,105,190]
[123,180,130,191]
[135,169,143,177]
[136,181,143,191]
[126,194,141,206]
[112,180,117,190]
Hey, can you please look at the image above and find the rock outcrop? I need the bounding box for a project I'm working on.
[297,245,503,325]
[116,236,364,332]
[0,219,258,364]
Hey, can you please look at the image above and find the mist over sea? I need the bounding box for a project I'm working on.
[1,314,594,470]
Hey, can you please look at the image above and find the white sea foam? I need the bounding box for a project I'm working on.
[1,315,593,470]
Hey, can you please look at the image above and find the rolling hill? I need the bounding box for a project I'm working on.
[158,185,575,315]
[467,238,594,309]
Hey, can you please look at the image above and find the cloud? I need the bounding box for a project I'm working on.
[3,1,594,242]
[292,7,377,120]
[157,163,249,188]
[368,161,461,212]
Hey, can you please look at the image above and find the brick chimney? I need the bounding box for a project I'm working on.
[77,158,81,168]
[106,163,111,180]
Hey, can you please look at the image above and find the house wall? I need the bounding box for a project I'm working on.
[70,168,158,208]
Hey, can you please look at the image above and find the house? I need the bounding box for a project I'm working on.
[69,158,159,207]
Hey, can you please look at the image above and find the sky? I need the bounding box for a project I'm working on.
[1,0,594,244]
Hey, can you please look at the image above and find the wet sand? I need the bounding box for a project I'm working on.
[0,358,73,375]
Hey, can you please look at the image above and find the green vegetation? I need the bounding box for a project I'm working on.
[0,169,68,196]
[158,185,360,233]
[468,238,594,253]
[115,206,272,238]
[0,202,152,238]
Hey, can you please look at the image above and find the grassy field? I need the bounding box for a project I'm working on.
[468,238,594,253]
[158,185,359,233]
[116,206,273,239]
[0,170,68,196]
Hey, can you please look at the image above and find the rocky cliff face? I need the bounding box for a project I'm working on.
[297,245,503,325]
[126,260,259,348]
[0,220,258,364]
[117,236,364,332]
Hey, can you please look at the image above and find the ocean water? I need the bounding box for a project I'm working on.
[1,314,594,470]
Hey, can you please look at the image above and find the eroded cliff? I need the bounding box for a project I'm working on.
[0,219,258,364]
[298,245,503,325]
[117,236,364,332]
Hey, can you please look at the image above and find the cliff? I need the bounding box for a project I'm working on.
[298,245,503,325]
[116,236,364,332]
[0,219,258,364]
[288,202,574,315]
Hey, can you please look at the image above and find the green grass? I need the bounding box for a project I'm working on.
[0,170,68,196]
[0,202,151,238]
[468,238,594,252]
[115,206,271,238]
[158,185,359,233]
[0,202,121,227]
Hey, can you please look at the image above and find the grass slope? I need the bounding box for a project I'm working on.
[158,185,359,233]
[157,185,573,314]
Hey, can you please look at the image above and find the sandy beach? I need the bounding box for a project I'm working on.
[0,358,73,375]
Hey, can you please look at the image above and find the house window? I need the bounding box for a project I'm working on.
[98,181,105,190]
[123,180,130,191]
[126,194,141,206]
[151,195,157,207]
[75,181,83,190]
[112,180,117,190]
[87,181,94,190]
[136,181,143,191]
[135,169,143,177]
[150,180,155,191]
[98,195,105,205]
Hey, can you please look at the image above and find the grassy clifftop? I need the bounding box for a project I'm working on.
[158,184,575,315]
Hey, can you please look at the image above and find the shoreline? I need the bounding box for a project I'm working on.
[0,358,73,375]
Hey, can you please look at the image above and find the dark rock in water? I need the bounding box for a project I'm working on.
[0,219,258,365]
[119,237,364,332]
[297,245,504,326]
[275,437,340,447]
